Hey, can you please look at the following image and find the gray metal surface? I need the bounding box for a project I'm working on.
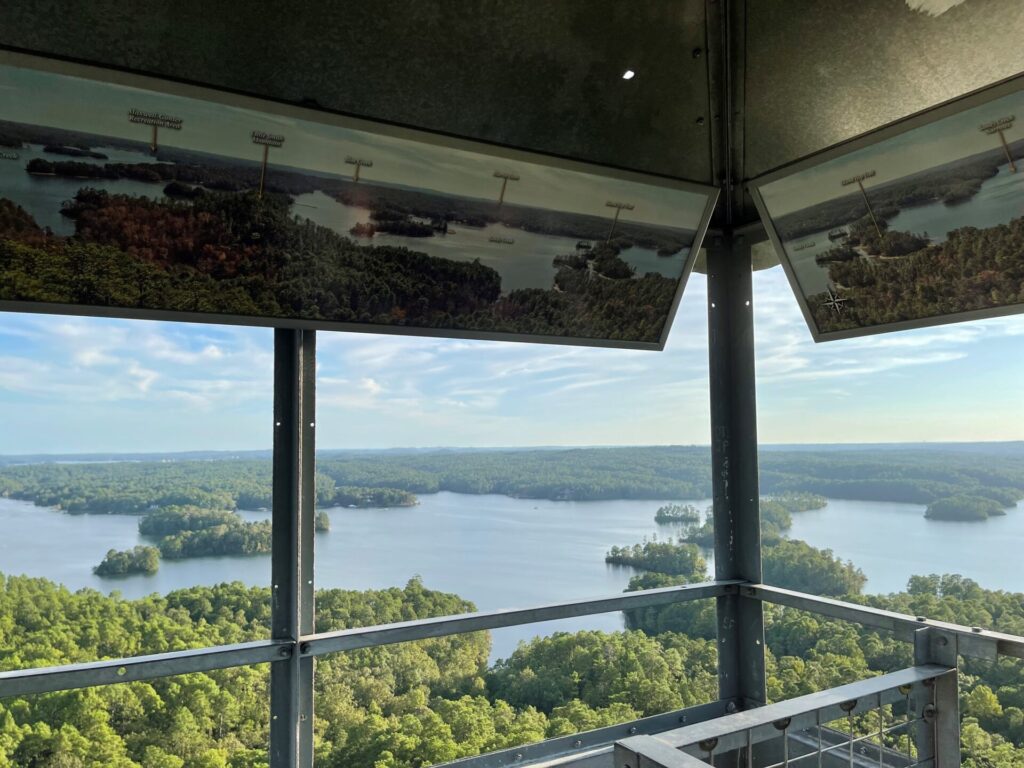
[302,581,736,655]
[707,234,766,706]
[748,584,1007,660]
[914,629,959,768]
[616,665,951,765]
[447,700,735,768]
[744,0,1024,181]
[270,329,316,768]
[0,1,711,181]
[615,735,712,768]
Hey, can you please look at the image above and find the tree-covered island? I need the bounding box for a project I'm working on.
[653,503,701,524]
[924,495,1007,521]
[93,546,160,576]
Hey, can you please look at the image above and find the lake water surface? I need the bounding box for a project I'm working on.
[0,144,167,235]
[291,191,687,293]
[0,492,1020,659]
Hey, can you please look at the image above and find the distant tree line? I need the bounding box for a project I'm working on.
[1,447,1020,511]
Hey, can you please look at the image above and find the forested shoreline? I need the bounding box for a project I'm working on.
[1,445,1020,510]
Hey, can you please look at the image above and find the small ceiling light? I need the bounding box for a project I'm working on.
[622,69,635,80]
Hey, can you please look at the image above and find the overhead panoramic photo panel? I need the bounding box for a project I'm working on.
[753,78,1024,341]
[0,52,717,350]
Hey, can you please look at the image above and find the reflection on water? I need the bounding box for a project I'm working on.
[0,144,166,235]
[291,191,687,293]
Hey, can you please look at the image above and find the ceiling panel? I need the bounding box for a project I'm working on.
[745,0,1024,179]
[0,0,712,181]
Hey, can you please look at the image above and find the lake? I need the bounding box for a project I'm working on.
[0,143,168,235]
[784,159,1024,295]
[291,191,688,293]
[0,491,1021,659]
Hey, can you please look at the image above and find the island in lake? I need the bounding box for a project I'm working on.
[924,495,1008,521]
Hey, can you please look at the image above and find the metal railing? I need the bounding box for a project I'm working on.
[614,666,952,768]
[1,579,1019,768]
[0,580,732,698]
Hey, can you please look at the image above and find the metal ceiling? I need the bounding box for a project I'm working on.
[3,0,1023,229]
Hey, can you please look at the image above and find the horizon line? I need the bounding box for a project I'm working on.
[1,439,1022,459]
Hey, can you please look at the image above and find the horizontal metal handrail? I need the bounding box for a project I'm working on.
[0,639,290,698]
[0,582,735,699]
[444,700,736,768]
[746,584,1017,660]
[301,581,738,656]
[616,665,951,768]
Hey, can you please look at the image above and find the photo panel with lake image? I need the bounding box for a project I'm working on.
[0,51,717,350]
[752,78,1024,341]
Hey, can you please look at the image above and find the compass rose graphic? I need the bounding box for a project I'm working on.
[821,288,849,314]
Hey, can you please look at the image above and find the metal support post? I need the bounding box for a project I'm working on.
[270,328,316,767]
[707,233,766,709]
[913,627,960,768]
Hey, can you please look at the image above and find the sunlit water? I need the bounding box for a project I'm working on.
[1,492,1020,659]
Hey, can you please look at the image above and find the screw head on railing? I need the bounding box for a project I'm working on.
[278,647,291,658]
[299,642,311,654]
[916,616,927,622]
[514,753,523,762]
[898,684,913,695]
[628,727,638,735]
[972,626,983,633]
[936,636,949,647]
[573,740,583,749]
[773,718,792,731]
[698,738,719,753]
[839,700,858,713]
[923,704,937,721]
[725,701,738,714]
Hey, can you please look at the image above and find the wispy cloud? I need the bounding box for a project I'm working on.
[0,266,1021,453]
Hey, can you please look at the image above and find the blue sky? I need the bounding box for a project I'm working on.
[0,266,1021,454]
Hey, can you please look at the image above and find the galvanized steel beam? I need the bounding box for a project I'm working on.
[270,328,316,768]
[302,581,738,655]
[707,232,766,709]
[0,640,288,698]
